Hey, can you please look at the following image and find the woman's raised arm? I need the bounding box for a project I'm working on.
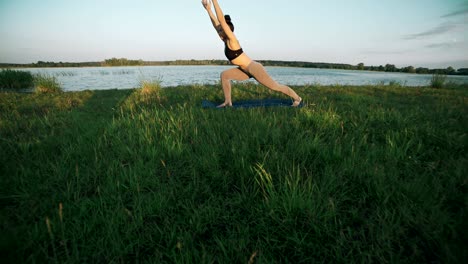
[211,0,235,40]
[202,0,223,36]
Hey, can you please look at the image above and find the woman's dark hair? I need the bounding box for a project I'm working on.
[224,15,234,32]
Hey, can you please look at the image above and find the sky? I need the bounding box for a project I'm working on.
[0,0,467,68]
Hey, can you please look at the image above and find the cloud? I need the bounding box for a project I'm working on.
[404,3,468,41]
[425,39,468,50]
[364,49,413,55]
[425,42,454,49]
[442,9,468,17]
[403,22,456,40]
[441,3,468,18]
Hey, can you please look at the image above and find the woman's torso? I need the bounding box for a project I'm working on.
[225,39,252,69]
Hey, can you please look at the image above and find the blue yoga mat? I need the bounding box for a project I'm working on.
[202,99,303,109]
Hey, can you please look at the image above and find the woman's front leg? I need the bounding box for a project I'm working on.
[219,67,250,107]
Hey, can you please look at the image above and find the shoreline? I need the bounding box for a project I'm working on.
[2,59,467,76]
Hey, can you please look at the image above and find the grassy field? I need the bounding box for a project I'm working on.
[0,83,467,263]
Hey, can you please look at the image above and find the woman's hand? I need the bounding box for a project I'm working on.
[201,0,211,10]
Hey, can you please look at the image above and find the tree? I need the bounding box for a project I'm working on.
[457,68,468,75]
[103,57,143,66]
[357,63,365,70]
[402,66,416,73]
[416,67,429,74]
[446,66,455,74]
[384,64,397,72]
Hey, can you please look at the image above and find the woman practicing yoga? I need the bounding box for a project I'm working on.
[201,0,302,108]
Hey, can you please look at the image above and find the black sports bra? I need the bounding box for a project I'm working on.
[224,43,244,61]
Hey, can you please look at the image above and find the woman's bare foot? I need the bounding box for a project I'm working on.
[217,102,233,108]
[292,97,302,107]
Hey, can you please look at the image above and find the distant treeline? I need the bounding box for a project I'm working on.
[258,60,468,75]
[1,58,467,75]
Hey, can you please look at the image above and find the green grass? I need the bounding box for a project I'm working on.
[430,74,447,89]
[0,69,63,93]
[1,83,467,263]
[33,73,63,93]
[0,69,34,90]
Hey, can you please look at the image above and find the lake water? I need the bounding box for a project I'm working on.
[20,66,468,91]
